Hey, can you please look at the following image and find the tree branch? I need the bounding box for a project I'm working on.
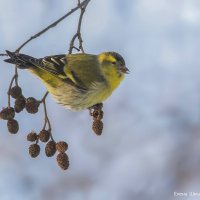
[68,0,91,54]
[15,0,91,53]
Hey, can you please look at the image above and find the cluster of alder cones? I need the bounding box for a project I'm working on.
[27,131,69,170]
[0,84,104,170]
[0,84,69,170]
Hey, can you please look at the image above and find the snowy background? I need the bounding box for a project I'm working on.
[0,0,200,200]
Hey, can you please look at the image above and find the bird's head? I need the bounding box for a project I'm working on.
[98,52,129,77]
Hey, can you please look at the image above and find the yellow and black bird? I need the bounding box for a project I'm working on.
[5,51,129,111]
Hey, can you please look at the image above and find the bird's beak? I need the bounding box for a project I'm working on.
[119,66,130,74]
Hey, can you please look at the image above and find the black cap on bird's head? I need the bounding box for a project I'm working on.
[99,51,129,74]
[109,52,129,74]
[109,52,126,66]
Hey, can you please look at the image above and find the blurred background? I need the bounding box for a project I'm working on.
[0,0,200,200]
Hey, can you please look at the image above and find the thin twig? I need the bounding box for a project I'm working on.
[15,0,90,53]
[43,98,54,141]
[40,91,49,103]
[0,54,8,56]
[14,66,18,86]
[69,0,91,54]
[7,66,19,107]
[77,0,89,53]
[7,74,18,108]
[40,92,54,140]
[42,99,51,131]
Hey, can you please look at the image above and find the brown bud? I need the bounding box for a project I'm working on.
[45,141,56,157]
[92,120,103,135]
[7,119,19,134]
[0,107,15,120]
[56,153,69,170]
[27,132,38,142]
[92,110,104,120]
[25,97,39,114]
[14,96,26,113]
[56,141,68,153]
[29,144,40,158]
[39,129,50,143]
[9,86,22,99]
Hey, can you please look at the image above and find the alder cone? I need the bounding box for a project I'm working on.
[29,144,40,158]
[45,141,56,157]
[25,97,39,114]
[7,119,19,134]
[92,120,103,135]
[27,132,38,142]
[56,153,69,170]
[0,107,15,120]
[14,96,26,113]
[39,130,50,142]
[56,141,68,153]
[9,86,22,99]
[92,110,104,120]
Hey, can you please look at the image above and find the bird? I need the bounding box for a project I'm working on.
[4,51,129,111]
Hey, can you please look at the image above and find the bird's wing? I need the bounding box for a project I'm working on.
[38,55,67,79]
[37,54,106,90]
[64,54,106,89]
[35,54,89,90]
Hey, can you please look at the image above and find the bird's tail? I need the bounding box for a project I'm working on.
[4,50,36,69]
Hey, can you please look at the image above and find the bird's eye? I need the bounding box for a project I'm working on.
[111,61,116,65]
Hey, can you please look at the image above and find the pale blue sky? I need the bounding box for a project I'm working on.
[0,0,200,200]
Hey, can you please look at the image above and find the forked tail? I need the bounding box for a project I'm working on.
[4,50,36,69]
